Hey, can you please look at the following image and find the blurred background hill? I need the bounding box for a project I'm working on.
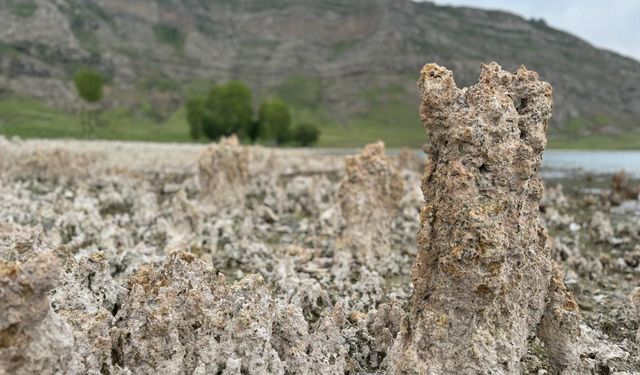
[1,0,639,148]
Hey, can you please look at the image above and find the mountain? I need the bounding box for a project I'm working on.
[1,0,639,146]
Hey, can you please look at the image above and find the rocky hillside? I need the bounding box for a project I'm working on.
[1,0,639,138]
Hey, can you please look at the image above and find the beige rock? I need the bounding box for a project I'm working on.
[537,266,583,373]
[395,148,424,173]
[611,170,640,203]
[590,211,614,243]
[0,253,77,375]
[337,141,403,263]
[198,135,249,207]
[389,62,581,374]
[632,288,640,342]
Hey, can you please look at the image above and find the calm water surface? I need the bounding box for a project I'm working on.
[317,149,640,177]
[542,151,640,178]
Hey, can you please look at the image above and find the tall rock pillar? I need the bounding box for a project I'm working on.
[389,62,580,374]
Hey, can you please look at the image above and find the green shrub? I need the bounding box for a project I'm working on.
[247,119,261,144]
[73,68,104,137]
[74,68,104,103]
[186,98,205,140]
[258,98,291,145]
[293,123,320,147]
[201,81,253,140]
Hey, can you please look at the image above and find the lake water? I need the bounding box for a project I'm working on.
[315,148,640,178]
[542,151,640,178]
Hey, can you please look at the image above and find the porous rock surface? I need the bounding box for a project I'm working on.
[198,135,249,207]
[338,141,404,266]
[388,62,582,374]
[632,288,640,342]
[1,63,640,373]
[0,252,77,374]
[0,137,417,374]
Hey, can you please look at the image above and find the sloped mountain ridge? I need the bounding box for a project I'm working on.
[0,0,639,136]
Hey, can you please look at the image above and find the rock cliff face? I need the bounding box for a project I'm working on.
[388,62,582,373]
[1,0,639,135]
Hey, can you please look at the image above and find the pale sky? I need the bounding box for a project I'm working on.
[429,0,640,61]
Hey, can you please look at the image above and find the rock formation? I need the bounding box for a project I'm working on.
[590,211,614,243]
[632,288,640,342]
[111,251,287,373]
[395,148,424,173]
[337,141,403,263]
[110,251,355,374]
[0,253,77,374]
[611,170,640,203]
[389,62,582,374]
[198,135,249,207]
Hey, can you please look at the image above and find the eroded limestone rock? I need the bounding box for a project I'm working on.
[537,266,583,373]
[110,251,353,374]
[337,141,403,264]
[0,253,77,375]
[632,288,640,342]
[611,170,639,203]
[51,252,122,374]
[395,148,424,173]
[591,211,614,243]
[198,135,249,207]
[389,62,581,374]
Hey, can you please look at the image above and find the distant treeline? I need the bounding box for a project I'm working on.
[73,68,320,146]
[186,81,320,146]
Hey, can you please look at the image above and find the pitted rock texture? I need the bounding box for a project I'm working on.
[0,253,77,375]
[198,135,250,207]
[110,251,401,375]
[1,125,639,372]
[389,62,580,374]
[111,251,288,374]
[632,288,640,342]
[395,148,424,173]
[338,141,403,264]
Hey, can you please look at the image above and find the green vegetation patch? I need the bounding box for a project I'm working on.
[153,24,186,52]
[274,76,322,109]
[548,134,640,150]
[330,39,362,60]
[0,96,192,142]
[138,74,180,92]
[317,84,423,148]
[1,94,637,150]
[11,0,37,17]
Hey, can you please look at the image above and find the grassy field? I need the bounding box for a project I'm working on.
[0,96,192,142]
[1,95,638,149]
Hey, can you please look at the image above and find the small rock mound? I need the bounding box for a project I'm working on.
[337,141,403,263]
[0,253,77,375]
[198,135,249,207]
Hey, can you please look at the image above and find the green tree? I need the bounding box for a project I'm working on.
[74,68,103,103]
[293,123,320,147]
[258,98,291,145]
[73,68,104,137]
[186,97,205,140]
[247,119,261,144]
[201,81,253,140]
